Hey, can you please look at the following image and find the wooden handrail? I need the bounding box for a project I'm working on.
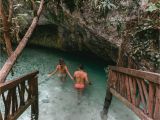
[0,71,39,120]
[110,66,160,84]
[108,66,160,120]
[0,71,39,93]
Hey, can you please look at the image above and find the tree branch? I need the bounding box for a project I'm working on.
[0,0,13,56]
[0,0,45,83]
[30,0,36,16]
[8,0,14,22]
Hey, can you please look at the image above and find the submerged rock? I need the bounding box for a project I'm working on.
[42,99,50,103]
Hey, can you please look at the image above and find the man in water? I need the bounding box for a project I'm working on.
[48,58,73,82]
[74,64,90,98]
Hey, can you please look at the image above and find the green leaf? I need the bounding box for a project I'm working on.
[146,3,159,12]
[36,1,41,4]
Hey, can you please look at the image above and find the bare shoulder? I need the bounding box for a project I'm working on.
[75,70,81,75]
[64,65,68,69]
[74,71,78,74]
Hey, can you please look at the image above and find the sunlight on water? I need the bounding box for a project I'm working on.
[0,46,139,120]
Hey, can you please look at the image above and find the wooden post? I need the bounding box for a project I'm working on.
[148,82,155,118]
[0,110,3,120]
[136,79,147,113]
[101,84,112,119]
[35,76,39,119]
[154,85,160,120]
[141,80,148,106]
[101,70,113,119]
[31,77,39,120]
[125,75,131,102]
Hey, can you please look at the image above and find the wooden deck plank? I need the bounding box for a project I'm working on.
[10,97,35,120]
[0,71,39,93]
[110,66,160,84]
[110,88,153,120]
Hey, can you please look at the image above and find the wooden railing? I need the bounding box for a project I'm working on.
[0,71,39,120]
[108,66,160,120]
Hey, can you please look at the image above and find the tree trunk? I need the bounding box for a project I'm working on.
[8,0,14,22]
[103,85,112,113]
[0,110,3,120]
[101,82,112,120]
[30,0,36,16]
[0,0,45,83]
[0,0,13,56]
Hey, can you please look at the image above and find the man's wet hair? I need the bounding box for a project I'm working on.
[79,64,84,70]
[59,58,65,65]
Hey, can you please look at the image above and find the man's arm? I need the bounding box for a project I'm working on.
[85,73,92,85]
[85,73,89,84]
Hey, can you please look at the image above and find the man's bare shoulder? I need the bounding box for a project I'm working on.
[74,71,79,74]
[64,65,68,69]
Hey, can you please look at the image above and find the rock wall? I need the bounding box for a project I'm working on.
[29,0,159,70]
[29,23,118,63]
[6,0,159,70]
[49,0,159,72]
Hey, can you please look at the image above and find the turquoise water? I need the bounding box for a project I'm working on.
[0,46,139,120]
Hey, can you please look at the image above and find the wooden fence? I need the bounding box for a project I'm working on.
[108,66,160,120]
[0,71,39,120]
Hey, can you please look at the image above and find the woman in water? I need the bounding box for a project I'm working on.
[48,58,73,82]
[73,64,90,97]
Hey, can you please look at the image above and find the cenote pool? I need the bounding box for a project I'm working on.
[0,46,139,120]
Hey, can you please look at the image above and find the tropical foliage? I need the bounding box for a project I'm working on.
[90,0,116,14]
[145,1,160,12]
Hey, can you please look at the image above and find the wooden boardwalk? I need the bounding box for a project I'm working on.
[0,71,39,120]
[0,66,160,120]
[108,66,160,120]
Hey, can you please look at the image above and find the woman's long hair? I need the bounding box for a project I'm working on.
[59,58,65,70]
